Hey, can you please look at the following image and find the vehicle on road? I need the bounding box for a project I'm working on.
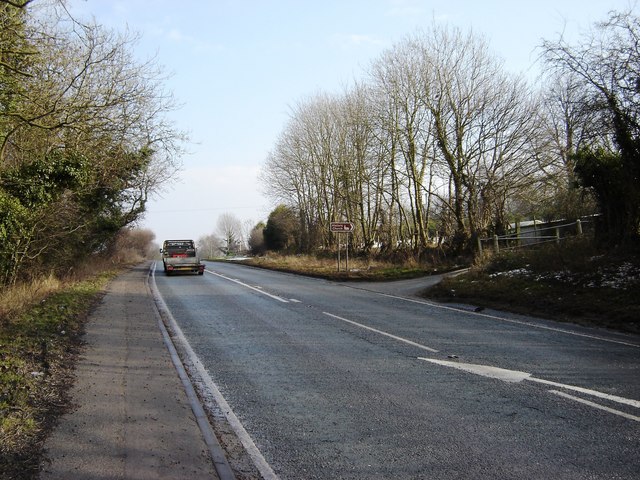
[160,239,205,275]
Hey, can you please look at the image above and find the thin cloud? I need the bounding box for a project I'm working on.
[330,33,386,49]
[385,0,427,17]
[152,22,224,54]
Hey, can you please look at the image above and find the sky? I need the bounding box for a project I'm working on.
[66,0,637,244]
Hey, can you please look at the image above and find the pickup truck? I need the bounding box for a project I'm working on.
[160,239,205,275]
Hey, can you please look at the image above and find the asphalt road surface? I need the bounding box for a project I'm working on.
[153,261,640,480]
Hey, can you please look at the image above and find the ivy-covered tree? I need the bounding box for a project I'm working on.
[544,10,640,246]
[263,205,299,252]
[248,221,266,255]
[0,1,184,284]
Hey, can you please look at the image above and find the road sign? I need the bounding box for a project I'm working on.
[330,222,355,232]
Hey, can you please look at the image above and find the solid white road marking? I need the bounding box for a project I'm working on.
[419,357,640,413]
[151,265,280,480]
[528,376,640,409]
[323,312,439,353]
[149,264,236,479]
[205,269,289,303]
[364,290,640,349]
[549,390,640,422]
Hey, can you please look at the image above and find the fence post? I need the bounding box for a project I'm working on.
[476,235,483,255]
[493,234,499,252]
[576,219,583,235]
[555,227,560,244]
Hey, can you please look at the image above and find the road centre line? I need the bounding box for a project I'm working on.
[359,289,640,349]
[549,390,640,422]
[323,312,439,353]
[205,269,289,303]
[205,268,439,353]
[203,267,635,351]
[207,268,638,348]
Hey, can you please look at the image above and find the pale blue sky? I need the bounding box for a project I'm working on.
[68,0,636,243]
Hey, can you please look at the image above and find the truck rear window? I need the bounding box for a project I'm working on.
[163,241,196,257]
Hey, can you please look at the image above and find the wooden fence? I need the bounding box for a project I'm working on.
[476,218,593,255]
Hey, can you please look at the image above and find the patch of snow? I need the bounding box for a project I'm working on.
[489,268,532,278]
[491,261,640,290]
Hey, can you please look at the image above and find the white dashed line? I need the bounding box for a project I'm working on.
[205,269,289,303]
[323,312,439,353]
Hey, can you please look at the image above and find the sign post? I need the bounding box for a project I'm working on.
[330,222,354,273]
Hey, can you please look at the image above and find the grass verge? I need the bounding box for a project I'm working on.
[0,269,117,480]
[424,240,640,334]
[231,252,463,281]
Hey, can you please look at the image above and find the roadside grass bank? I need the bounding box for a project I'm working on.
[424,239,640,334]
[0,263,119,480]
[231,252,465,281]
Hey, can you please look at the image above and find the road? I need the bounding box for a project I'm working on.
[152,261,640,480]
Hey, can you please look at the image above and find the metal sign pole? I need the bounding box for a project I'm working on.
[337,232,341,272]
[330,222,354,273]
[345,231,349,273]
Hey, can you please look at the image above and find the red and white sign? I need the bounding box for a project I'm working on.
[330,222,355,233]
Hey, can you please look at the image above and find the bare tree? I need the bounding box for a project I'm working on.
[369,36,436,252]
[216,213,244,255]
[262,24,543,256]
[262,93,340,251]
[339,83,387,253]
[112,227,156,262]
[197,234,222,260]
[533,72,601,219]
[413,26,540,247]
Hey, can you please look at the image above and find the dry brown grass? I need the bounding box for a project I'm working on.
[236,252,445,281]
[0,275,62,324]
[0,255,132,324]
